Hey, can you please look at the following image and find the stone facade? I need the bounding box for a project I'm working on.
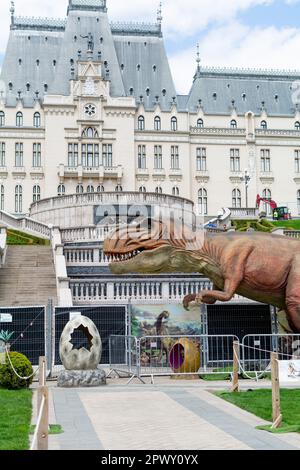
[1,0,300,218]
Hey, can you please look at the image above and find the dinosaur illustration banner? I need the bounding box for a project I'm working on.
[131,304,202,338]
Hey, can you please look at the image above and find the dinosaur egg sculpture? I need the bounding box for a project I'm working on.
[169,338,200,374]
[59,316,102,371]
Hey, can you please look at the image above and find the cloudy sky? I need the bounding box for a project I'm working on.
[1,0,300,93]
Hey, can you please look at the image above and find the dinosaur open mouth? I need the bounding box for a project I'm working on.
[105,248,145,263]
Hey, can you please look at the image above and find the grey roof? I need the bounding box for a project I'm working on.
[12,16,67,31]
[68,0,107,11]
[111,22,161,37]
[186,67,300,116]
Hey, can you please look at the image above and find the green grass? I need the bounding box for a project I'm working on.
[7,229,50,246]
[217,389,300,433]
[30,424,63,435]
[0,388,32,450]
[272,220,300,230]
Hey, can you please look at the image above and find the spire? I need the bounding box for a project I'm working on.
[157,2,162,32]
[10,1,15,27]
[194,44,201,81]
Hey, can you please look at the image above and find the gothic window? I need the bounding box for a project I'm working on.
[102,144,113,167]
[81,143,99,167]
[171,116,177,131]
[15,143,23,167]
[262,188,272,215]
[260,149,271,172]
[0,185,4,211]
[33,185,41,203]
[115,185,123,192]
[172,187,179,196]
[171,146,179,170]
[198,188,208,215]
[295,122,300,130]
[58,184,65,197]
[15,185,22,213]
[197,118,204,128]
[97,185,105,193]
[68,143,78,167]
[76,185,84,194]
[138,116,145,131]
[298,190,300,215]
[295,150,300,173]
[138,145,146,169]
[33,143,41,167]
[82,127,98,138]
[87,185,94,193]
[154,145,162,169]
[232,189,241,209]
[0,111,5,127]
[33,112,41,128]
[230,149,240,172]
[230,119,237,129]
[84,103,96,117]
[155,186,163,194]
[0,143,5,167]
[16,111,23,127]
[154,116,161,131]
[261,120,267,130]
[196,148,206,171]
[139,186,146,193]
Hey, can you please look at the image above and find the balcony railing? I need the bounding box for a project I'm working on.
[229,208,258,219]
[190,127,246,136]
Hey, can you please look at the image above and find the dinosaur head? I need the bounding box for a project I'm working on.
[103,219,199,275]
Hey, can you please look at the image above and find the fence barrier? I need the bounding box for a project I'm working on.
[30,356,49,451]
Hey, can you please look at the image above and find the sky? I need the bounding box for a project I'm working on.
[1,0,300,93]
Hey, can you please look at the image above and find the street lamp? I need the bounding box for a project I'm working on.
[244,169,251,210]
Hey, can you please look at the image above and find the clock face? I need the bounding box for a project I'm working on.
[84,103,96,117]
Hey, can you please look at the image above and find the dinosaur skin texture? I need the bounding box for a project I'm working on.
[103,220,300,333]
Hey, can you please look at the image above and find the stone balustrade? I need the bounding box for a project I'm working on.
[229,208,258,219]
[0,210,51,238]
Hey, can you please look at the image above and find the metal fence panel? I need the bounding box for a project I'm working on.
[108,335,138,378]
[0,306,46,366]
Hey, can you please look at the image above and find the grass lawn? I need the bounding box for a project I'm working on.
[217,389,300,433]
[272,220,300,230]
[0,388,32,450]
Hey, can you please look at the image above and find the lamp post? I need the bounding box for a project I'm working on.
[244,169,251,211]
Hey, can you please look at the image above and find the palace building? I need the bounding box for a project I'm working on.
[1,0,300,218]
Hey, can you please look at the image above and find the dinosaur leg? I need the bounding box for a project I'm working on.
[285,256,300,332]
[184,245,253,310]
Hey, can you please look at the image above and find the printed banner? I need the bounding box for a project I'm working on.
[279,360,300,383]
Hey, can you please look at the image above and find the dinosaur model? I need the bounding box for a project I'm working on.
[155,310,174,362]
[103,220,300,333]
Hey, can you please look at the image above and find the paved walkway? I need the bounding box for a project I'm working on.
[37,379,300,451]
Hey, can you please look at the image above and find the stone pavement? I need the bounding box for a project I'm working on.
[37,379,300,451]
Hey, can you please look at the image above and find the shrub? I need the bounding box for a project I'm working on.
[0,352,33,390]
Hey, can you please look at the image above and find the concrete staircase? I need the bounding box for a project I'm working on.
[0,246,57,306]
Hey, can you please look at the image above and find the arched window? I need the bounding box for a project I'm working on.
[0,185,4,211]
[154,116,161,131]
[82,127,98,139]
[16,111,23,127]
[33,112,41,128]
[15,185,22,213]
[87,185,94,193]
[155,186,163,194]
[172,187,179,196]
[298,190,300,215]
[262,188,272,215]
[232,189,241,209]
[97,185,105,193]
[115,185,123,192]
[230,119,237,129]
[58,184,65,197]
[197,118,204,129]
[261,120,267,130]
[33,185,41,203]
[198,188,208,215]
[139,186,146,193]
[295,122,300,131]
[171,116,177,131]
[76,184,84,194]
[138,116,145,131]
[0,111,5,127]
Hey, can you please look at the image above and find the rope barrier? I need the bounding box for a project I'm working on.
[241,343,300,359]
[30,395,45,451]
[233,348,271,380]
[5,346,39,380]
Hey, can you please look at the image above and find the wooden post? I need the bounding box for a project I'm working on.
[271,352,282,429]
[38,356,46,411]
[37,386,49,451]
[232,341,240,392]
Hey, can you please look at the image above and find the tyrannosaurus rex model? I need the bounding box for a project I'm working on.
[103,220,300,332]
